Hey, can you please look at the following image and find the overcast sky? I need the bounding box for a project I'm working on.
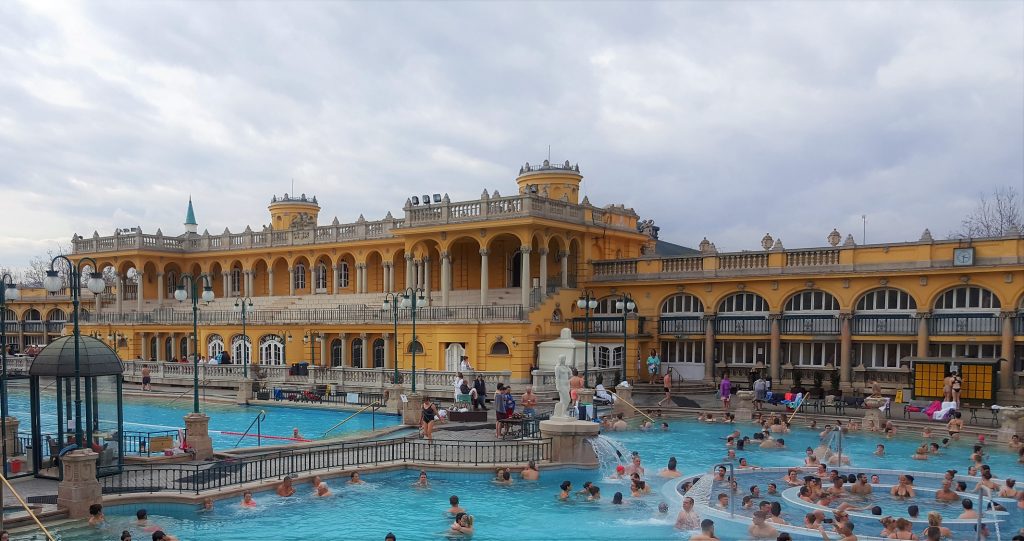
[1,1,1021,271]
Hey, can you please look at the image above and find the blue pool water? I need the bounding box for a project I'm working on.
[42,416,1024,541]
[5,382,399,449]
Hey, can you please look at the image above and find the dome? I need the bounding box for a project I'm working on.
[28,336,124,377]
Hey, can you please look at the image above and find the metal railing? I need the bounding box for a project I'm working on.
[99,437,552,494]
[779,315,840,335]
[254,386,385,407]
[851,315,918,336]
[658,316,705,335]
[79,304,525,325]
[928,314,1001,336]
[714,316,770,335]
[122,430,180,457]
[571,317,623,335]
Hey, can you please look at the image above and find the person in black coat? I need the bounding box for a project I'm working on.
[473,375,487,411]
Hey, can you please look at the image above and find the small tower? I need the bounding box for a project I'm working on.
[268,193,320,230]
[184,197,198,235]
[515,159,582,203]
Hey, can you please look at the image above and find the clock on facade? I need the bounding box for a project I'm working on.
[953,247,975,266]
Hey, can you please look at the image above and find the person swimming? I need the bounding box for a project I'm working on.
[240,491,256,508]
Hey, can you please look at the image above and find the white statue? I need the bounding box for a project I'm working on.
[553,355,572,418]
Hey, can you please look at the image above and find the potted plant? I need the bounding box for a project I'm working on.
[829,369,842,397]
[791,370,805,395]
[811,370,825,399]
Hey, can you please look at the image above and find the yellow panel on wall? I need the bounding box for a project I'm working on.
[913,362,945,400]
[959,364,994,402]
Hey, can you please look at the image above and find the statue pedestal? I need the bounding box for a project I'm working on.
[57,449,101,518]
[863,397,887,429]
[3,416,20,458]
[734,390,754,421]
[996,407,1024,443]
[184,413,214,460]
[385,385,402,415]
[401,393,422,426]
[577,388,595,420]
[235,378,252,405]
[612,386,634,419]
[539,418,599,466]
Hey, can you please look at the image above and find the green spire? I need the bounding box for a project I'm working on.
[184,197,197,226]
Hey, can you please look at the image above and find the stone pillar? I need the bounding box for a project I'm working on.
[863,396,886,429]
[539,248,548,298]
[916,312,930,357]
[999,311,1016,398]
[388,263,396,293]
[360,333,369,368]
[219,271,227,298]
[268,270,275,296]
[382,263,391,293]
[559,250,569,288]
[288,267,295,296]
[320,336,328,368]
[245,270,253,296]
[479,249,490,305]
[115,273,124,314]
[839,312,852,389]
[401,392,422,425]
[3,416,20,461]
[704,315,716,382]
[520,246,531,308]
[440,252,451,307]
[383,333,392,369]
[405,254,414,289]
[354,264,362,294]
[612,386,634,419]
[734,390,754,421]
[136,272,144,312]
[184,413,214,460]
[235,378,252,405]
[996,407,1024,443]
[422,257,431,305]
[157,272,165,306]
[56,449,101,519]
[95,291,102,312]
[539,418,599,466]
[769,313,781,383]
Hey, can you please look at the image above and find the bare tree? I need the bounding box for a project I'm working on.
[950,187,1023,239]
[20,244,74,287]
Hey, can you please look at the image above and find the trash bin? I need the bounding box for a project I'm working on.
[8,458,23,474]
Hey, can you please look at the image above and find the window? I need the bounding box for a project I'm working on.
[331,339,344,367]
[784,342,839,367]
[293,264,306,290]
[718,341,768,364]
[594,345,623,368]
[232,335,251,363]
[934,286,1000,310]
[928,343,1000,359]
[230,269,242,295]
[373,338,385,368]
[208,334,225,359]
[23,309,41,321]
[166,271,178,298]
[315,264,328,292]
[47,309,67,321]
[593,297,637,315]
[1015,344,1024,372]
[784,291,838,312]
[718,293,769,313]
[661,294,704,315]
[490,341,510,355]
[2,309,15,321]
[854,343,915,369]
[855,289,916,311]
[352,338,363,368]
[407,340,424,354]
[661,340,704,363]
[179,337,189,359]
[259,335,285,365]
[338,262,350,288]
[164,338,173,361]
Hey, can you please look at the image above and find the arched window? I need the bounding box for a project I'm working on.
[23,309,41,321]
[79,308,90,320]
[661,294,704,315]
[230,268,242,295]
[592,297,637,315]
[331,339,344,367]
[490,341,510,355]
[231,335,251,364]
[856,288,917,311]
[293,264,306,290]
[595,345,623,368]
[407,340,424,354]
[179,337,189,359]
[149,337,157,360]
[259,335,285,365]
[164,337,173,361]
[207,334,225,359]
[338,262,350,288]
[933,286,1001,311]
[784,291,839,312]
[2,308,16,321]
[351,338,363,368]
[46,309,67,321]
[373,338,385,368]
[166,271,178,298]
[315,263,328,292]
[718,293,769,313]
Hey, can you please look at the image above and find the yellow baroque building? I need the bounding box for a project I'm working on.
[4,159,1024,403]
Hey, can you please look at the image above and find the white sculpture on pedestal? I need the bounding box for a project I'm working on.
[553,355,572,418]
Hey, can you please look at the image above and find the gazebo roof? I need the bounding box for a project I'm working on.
[29,336,124,377]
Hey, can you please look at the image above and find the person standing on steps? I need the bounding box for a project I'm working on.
[719,371,732,413]
[657,371,672,406]
[646,348,661,385]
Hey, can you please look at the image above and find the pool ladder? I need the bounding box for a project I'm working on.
[233,410,267,448]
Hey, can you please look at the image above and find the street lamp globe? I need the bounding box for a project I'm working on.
[201,286,215,303]
[4,283,20,301]
[400,295,412,309]
[43,270,63,293]
[173,286,187,302]
[576,298,586,309]
[627,300,636,311]
[588,299,597,310]
[382,300,391,310]
[86,272,106,294]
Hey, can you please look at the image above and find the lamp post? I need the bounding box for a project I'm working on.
[1,274,22,472]
[303,330,321,382]
[234,296,253,378]
[382,292,402,385]
[576,289,597,386]
[615,292,636,379]
[173,274,214,413]
[43,256,105,448]
[383,288,424,392]
[106,329,125,353]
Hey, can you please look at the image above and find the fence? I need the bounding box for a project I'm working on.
[928,314,1001,336]
[79,305,524,325]
[122,430,180,457]
[851,315,918,336]
[100,437,552,495]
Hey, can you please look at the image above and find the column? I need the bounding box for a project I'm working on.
[440,252,451,306]
[559,250,569,288]
[361,264,369,294]
[388,263,395,292]
[115,273,124,314]
[769,313,781,382]
[95,291,102,312]
[519,246,531,308]
[333,265,341,294]
[383,263,391,293]
[405,254,414,289]
[1000,311,1016,395]
[136,272,144,312]
[479,249,489,306]
[354,264,362,294]
[157,272,164,306]
[222,272,230,298]
[268,270,275,296]
[539,248,548,298]
[337,333,348,367]
[704,315,716,382]
[360,333,369,368]
[320,335,328,368]
[916,312,930,358]
[383,333,392,369]
[288,267,295,296]
[17,321,24,353]
[839,312,852,389]
[422,257,431,304]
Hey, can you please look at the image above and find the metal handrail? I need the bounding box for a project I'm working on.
[233,410,267,448]
[0,472,56,540]
[613,395,655,424]
[323,403,379,437]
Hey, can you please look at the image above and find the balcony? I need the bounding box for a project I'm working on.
[79,305,525,325]
[852,315,918,336]
[658,316,705,335]
[714,316,770,335]
[928,314,1001,336]
[780,315,840,335]
[571,317,624,336]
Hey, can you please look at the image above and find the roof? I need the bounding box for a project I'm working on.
[654,240,700,256]
[29,336,124,377]
[185,197,197,226]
